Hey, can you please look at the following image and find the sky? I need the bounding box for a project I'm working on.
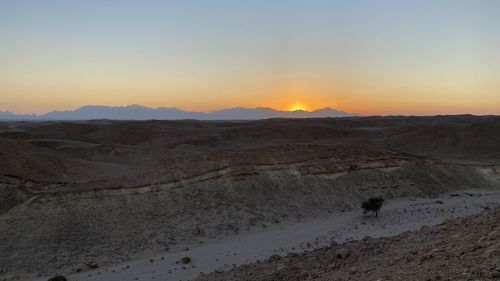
[0,0,499,115]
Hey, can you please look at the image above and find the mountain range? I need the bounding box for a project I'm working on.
[0,105,358,120]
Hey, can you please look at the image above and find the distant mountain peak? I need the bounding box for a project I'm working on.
[0,105,359,120]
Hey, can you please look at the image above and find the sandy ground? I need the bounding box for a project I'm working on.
[33,189,500,281]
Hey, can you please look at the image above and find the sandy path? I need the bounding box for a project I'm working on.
[36,189,500,281]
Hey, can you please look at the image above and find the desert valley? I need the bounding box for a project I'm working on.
[1,115,500,281]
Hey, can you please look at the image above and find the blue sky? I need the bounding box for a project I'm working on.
[1,0,499,114]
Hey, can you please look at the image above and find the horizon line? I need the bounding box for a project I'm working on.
[0,104,353,116]
[0,104,499,120]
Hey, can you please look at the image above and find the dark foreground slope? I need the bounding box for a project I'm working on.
[196,205,500,281]
[0,116,499,277]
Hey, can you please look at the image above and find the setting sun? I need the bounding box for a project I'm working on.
[289,103,309,112]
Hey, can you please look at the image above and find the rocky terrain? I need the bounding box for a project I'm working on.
[196,205,500,281]
[0,115,499,279]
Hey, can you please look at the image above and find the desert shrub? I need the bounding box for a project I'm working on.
[269,254,281,262]
[86,261,99,269]
[48,276,67,281]
[361,197,385,216]
[181,256,192,264]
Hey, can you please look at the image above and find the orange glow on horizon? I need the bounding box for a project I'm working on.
[262,83,336,113]
[288,103,309,111]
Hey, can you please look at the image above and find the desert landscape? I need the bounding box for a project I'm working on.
[1,115,500,281]
[2,1,500,280]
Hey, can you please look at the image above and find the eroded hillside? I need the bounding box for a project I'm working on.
[0,116,499,277]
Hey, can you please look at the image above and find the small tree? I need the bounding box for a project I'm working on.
[361,197,384,216]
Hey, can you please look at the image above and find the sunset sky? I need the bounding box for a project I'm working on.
[1,0,499,115]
